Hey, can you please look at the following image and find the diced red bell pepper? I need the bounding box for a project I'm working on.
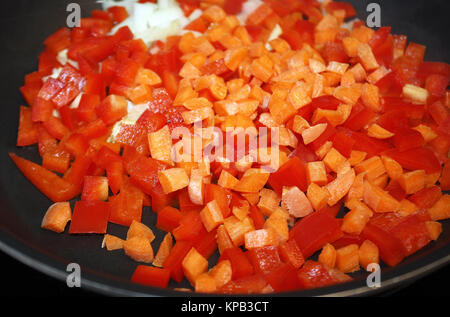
[219,274,268,294]
[76,119,108,140]
[62,133,89,157]
[9,153,79,202]
[42,148,70,174]
[408,185,442,209]
[109,180,144,226]
[172,210,206,242]
[43,116,70,140]
[362,223,405,266]
[114,58,141,86]
[247,246,282,276]
[297,261,336,289]
[370,27,394,67]
[389,214,431,256]
[107,6,129,23]
[131,266,171,288]
[325,1,356,18]
[63,154,93,190]
[289,210,343,258]
[20,84,41,107]
[84,73,106,99]
[106,160,123,195]
[96,94,128,125]
[343,102,376,131]
[331,130,356,158]
[440,159,450,190]
[393,129,425,151]
[17,106,39,146]
[290,142,319,162]
[69,200,110,234]
[266,263,302,292]
[309,119,337,151]
[157,206,182,232]
[38,50,60,75]
[249,206,265,230]
[193,228,218,259]
[163,240,193,282]
[278,239,305,269]
[38,78,65,102]
[44,28,71,54]
[322,42,349,64]
[219,247,254,280]
[268,156,307,194]
[76,93,100,122]
[204,183,231,218]
[59,105,77,131]
[385,180,407,201]
[178,189,202,213]
[425,74,448,97]
[344,129,392,158]
[81,175,108,201]
[332,233,365,249]
[382,147,441,174]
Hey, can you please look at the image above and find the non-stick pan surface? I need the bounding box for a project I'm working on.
[0,0,448,296]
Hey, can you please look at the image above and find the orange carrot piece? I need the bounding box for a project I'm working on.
[182,247,209,285]
[428,195,450,220]
[363,181,400,213]
[200,200,224,232]
[281,186,314,218]
[244,228,278,249]
[217,224,234,254]
[318,243,337,269]
[209,259,232,289]
[153,232,173,267]
[425,221,442,241]
[326,168,356,206]
[127,220,155,243]
[358,240,379,270]
[336,244,360,273]
[355,156,386,181]
[123,236,154,263]
[195,273,217,293]
[102,234,124,251]
[41,202,71,233]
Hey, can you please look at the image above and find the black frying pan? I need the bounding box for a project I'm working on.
[0,0,449,296]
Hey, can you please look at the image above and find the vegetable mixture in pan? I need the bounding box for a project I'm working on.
[11,0,450,293]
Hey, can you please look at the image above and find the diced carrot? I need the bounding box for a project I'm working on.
[102,234,124,251]
[428,195,450,220]
[355,156,386,181]
[234,168,270,193]
[135,68,162,86]
[367,123,394,139]
[195,273,217,293]
[335,244,360,273]
[257,188,280,216]
[363,181,400,213]
[200,200,224,232]
[123,236,154,263]
[326,168,356,206]
[127,220,155,243]
[209,259,232,289]
[381,155,403,181]
[397,169,426,195]
[202,5,226,23]
[264,207,289,243]
[158,168,190,194]
[306,183,330,211]
[41,202,71,233]
[425,221,442,241]
[223,216,254,247]
[153,232,173,267]
[306,161,328,185]
[244,228,278,249]
[182,247,209,285]
[341,200,373,235]
[348,150,367,166]
[323,148,347,173]
[398,199,419,217]
[302,123,328,145]
[281,186,313,218]
[358,239,379,270]
[342,37,360,57]
[148,125,173,165]
[357,43,379,71]
[218,169,239,189]
[318,243,337,269]
[217,224,234,254]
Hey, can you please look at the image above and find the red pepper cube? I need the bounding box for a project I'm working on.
[106,160,124,195]
[69,200,110,234]
[247,245,281,275]
[409,185,442,209]
[268,156,307,195]
[109,181,144,227]
[382,147,441,174]
[278,239,305,269]
[219,247,254,280]
[163,240,193,283]
[84,73,106,98]
[297,261,336,289]
[219,274,268,294]
[172,211,207,242]
[289,210,343,258]
[96,94,128,125]
[17,106,39,146]
[107,6,129,23]
[44,28,71,54]
[52,82,80,108]
[62,133,89,157]
[76,93,100,122]
[193,229,218,260]
[77,119,109,140]
[204,183,231,217]
[156,206,182,232]
[393,129,425,152]
[131,266,171,288]
[266,263,302,292]
[362,223,405,266]
[114,58,141,86]
[38,78,65,101]
[32,97,55,122]
[81,176,109,201]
